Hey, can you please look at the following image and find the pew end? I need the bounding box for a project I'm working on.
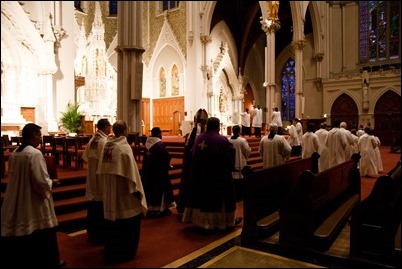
[350,160,401,267]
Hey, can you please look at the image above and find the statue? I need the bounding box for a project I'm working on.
[362,70,370,110]
[268,1,279,21]
[362,70,369,101]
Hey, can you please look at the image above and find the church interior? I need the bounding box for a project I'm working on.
[1,1,401,268]
[1,1,400,145]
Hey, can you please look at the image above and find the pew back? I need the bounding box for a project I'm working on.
[279,154,361,250]
[241,153,319,244]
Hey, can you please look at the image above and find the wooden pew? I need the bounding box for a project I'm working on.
[279,154,361,251]
[350,160,401,266]
[241,153,319,245]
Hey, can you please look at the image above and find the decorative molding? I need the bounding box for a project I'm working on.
[291,39,306,51]
[200,34,211,45]
[188,30,194,45]
[52,25,66,47]
[153,18,185,59]
[260,16,281,34]
[314,77,323,91]
[312,52,324,62]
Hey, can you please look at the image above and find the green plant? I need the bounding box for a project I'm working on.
[59,102,83,133]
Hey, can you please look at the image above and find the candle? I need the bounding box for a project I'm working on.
[301,97,305,115]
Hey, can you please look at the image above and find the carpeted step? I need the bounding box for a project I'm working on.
[54,196,88,215]
[247,156,263,165]
[57,209,87,233]
[58,175,86,186]
[52,183,86,201]
[171,178,181,189]
[169,152,184,159]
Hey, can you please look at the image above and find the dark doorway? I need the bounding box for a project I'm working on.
[330,93,358,129]
[374,90,401,146]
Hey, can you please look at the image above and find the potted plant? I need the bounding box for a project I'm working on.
[59,102,83,135]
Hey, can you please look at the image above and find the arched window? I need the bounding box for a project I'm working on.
[109,1,117,16]
[280,59,296,121]
[359,1,400,69]
[161,1,179,12]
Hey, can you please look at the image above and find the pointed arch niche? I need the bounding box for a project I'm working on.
[159,67,166,97]
[374,90,401,145]
[171,64,179,96]
[330,93,358,129]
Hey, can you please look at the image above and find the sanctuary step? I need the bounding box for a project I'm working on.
[1,135,265,233]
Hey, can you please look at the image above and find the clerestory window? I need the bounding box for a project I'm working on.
[359,1,400,70]
[161,1,179,12]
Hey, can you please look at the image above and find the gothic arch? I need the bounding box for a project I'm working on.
[369,87,401,113]
[374,90,401,145]
[330,93,359,129]
[149,19,186,99]
[209,21,239,75]
[307,1,323,55]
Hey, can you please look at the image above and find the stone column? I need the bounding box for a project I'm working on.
[292,39,306,118]
[116,1,144,132]
[261,15,280,124]
[200,35,212,114]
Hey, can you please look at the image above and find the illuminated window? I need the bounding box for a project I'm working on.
[359,1,400,69]
[280,59,296,121]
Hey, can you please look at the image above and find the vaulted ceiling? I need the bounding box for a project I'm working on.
[210,1,312,74]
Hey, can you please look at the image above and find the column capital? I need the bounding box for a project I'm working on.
[115,45,145,53]
[200,35,211,45]
[312,52,324,62]
[314,77,323,91]
[291,39,306,51]
[260,17,281,34]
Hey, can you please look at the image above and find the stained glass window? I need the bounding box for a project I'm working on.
[280,59,295,121]
[359,1,400,67]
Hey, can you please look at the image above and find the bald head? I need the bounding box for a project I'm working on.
[340,122,347,129]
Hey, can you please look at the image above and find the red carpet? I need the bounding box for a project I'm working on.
[360,146,400,200]
[58,205,243,268]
